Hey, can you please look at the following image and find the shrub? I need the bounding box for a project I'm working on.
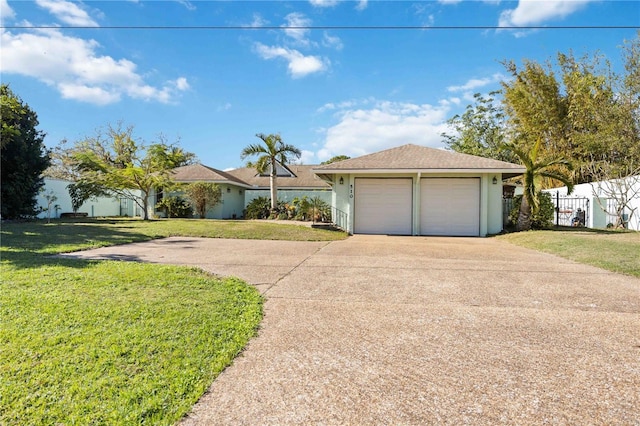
[509,192,554,229]
[245,196,271,219]
[156,196,193,218]
[310,196,331,222]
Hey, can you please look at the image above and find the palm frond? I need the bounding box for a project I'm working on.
[540,170,575,194]
[240,143,268,159]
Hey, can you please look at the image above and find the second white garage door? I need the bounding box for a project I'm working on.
[354,178,412,235]
[420,178,480,236]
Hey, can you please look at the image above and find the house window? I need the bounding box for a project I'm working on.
[156,187,163,203]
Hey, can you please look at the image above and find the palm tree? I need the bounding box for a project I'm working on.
[507,139,574,231]
[240,133,301,211]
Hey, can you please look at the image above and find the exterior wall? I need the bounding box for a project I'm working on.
[332,175,351,231]
[486,174,504,235]
[244,188,332,207]
[158,184,245,219]
[207,184,245,219]
[332,173,506,236]
[36,178,122,219]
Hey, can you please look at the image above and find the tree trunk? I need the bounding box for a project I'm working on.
[270,172,278,211]
[516,196,532,231]
[142,197,149,220]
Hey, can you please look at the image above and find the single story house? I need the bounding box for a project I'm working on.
[313,144,525,236]
[156,162,331,219]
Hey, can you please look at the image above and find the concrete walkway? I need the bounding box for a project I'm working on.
[62,235,640,424]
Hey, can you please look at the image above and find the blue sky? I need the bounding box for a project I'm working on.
[1,1,638,170]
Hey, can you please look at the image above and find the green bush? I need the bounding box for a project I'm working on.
[156,196,193,218]
[291,196,331,222]
[246,196,331,222]
[244,196,271,219]
[509,192,554,229]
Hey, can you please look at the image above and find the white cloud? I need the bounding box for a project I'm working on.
[298,149,317,165]
[315,100,452,161]
[446,73,505,92]
[0,27,188,105]
[282,12,312,46]
[309,0,340,7]
[174,77,190,91]
[58,82,120,105]
[355,0,368,11]
[1,0,15,24]
[439,0,463,4]
[322,32,343,50]
[35,0,98,27]
[254,43,327,78]
[217,102,232,112]
[499,0,593,27]
[176,0,196,11]
[248,13,269,28]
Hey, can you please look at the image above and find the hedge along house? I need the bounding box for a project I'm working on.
[313,144,525,236]
[158,163,332,219]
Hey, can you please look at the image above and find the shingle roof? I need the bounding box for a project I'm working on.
[170,163,249,186]
[169,163,330,189]
[313,144,524,172]
[227,165,331,189]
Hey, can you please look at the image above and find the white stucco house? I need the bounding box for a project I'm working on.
[153,163,332,219]
[313,144,525,236]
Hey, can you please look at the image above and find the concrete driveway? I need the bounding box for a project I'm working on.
[62,235,640,424]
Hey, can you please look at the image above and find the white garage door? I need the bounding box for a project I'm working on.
[354,178,413,235]
[420,178,480,236]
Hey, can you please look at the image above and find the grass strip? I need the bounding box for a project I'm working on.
[496,227,640,278]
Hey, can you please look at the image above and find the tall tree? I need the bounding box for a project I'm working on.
[506,139,574,231]
[558,45,640,184]
[0,84,51,219]
[240,133,301,211]
[184,182,222,219]
[71,124,195,220]
[501,59,568,157]
[442,91,515,163]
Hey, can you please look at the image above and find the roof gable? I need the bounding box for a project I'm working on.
[170,163,249,186]
[255,161,297,178]
[227,164,330,189]
[314,144,524,172]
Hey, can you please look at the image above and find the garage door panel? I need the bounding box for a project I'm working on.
[355,178,412,235]
[421,178,480,236]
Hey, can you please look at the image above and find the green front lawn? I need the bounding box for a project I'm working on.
[497,228,640,278]
[1,218,344,425]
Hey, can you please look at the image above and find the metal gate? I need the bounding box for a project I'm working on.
[553,192,589,227]
[120,198,132,217]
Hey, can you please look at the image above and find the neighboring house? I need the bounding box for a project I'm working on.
[544,175,640,230]
[157,163,331,219]
[36,178,124,219]
[227,164,331,205]
[313,144,525,236]
[160,163,249,219]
